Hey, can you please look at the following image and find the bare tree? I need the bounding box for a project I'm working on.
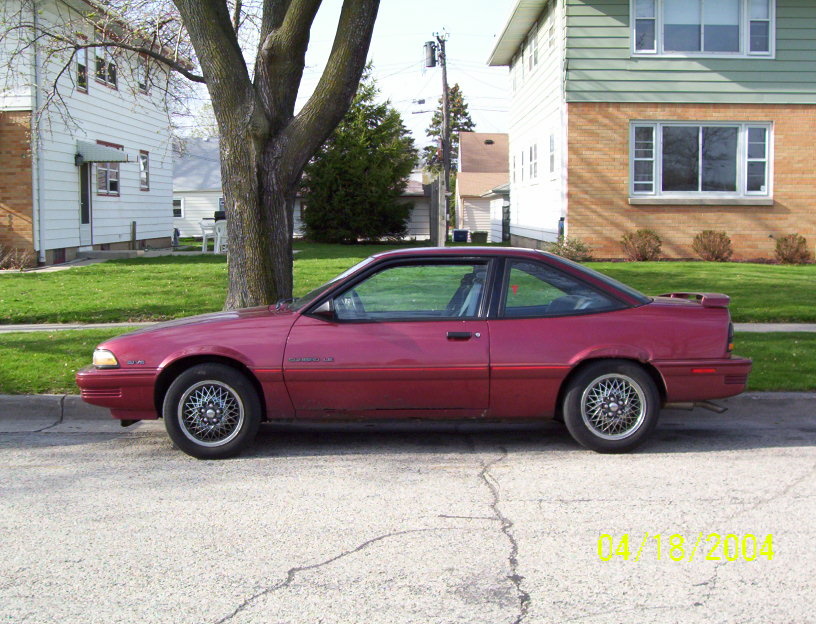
[2,0,380,308]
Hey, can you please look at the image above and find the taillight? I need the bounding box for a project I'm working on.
[727,322,734,353]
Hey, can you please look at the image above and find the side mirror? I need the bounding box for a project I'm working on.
[310,299,336,321]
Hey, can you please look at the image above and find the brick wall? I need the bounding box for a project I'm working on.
[0,112,34,257]
[566,103,816,260]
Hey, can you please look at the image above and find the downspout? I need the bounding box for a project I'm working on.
[31,1,46,263]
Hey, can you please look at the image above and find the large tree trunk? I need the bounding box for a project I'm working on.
[174,0,380,310]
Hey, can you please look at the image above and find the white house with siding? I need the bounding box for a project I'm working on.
[0,0,174,264]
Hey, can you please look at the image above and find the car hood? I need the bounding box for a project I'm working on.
[120,305,285,337]
[95,305,298,370]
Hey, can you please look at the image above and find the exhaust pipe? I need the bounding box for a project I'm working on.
[664,401,727,414]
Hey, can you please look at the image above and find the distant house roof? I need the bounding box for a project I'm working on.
[487,0,548,66]
[457,172,510,198]
[173,137,222,192]
[458,132,509,173]
[175,138,428,198]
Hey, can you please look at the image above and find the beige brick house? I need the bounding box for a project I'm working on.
[488,0,816,260]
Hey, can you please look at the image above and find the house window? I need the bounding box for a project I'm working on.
[95,48,118,87]
[529,23,539,69]
[512,155,517,183]
[137,55,149,93]
[548,23,556,50]
[77,47,88,92]
[172,199,183,218]
[630,122,771,197]
[96,141,123,196]
[529,144,538,179]
[632,0,773,56]
[549,133,556,175]
[519,41,525,80]
[138,150,149,191]
[520,150,525,182]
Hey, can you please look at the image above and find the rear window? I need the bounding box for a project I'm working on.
[542,253,651,305]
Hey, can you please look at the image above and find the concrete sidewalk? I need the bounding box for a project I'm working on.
[2,322,816,334]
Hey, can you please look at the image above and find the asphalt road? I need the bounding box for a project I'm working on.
[1,394,814,624]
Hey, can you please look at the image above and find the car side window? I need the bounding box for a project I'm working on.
[503,261,619,318]
[334,262,488,321]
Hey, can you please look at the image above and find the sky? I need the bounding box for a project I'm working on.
[181,1,513,148]
[299,0,512,148]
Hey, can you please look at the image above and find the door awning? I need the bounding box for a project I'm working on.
[75,140,130,165]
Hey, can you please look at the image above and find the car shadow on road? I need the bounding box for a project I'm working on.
[245,408,816,458]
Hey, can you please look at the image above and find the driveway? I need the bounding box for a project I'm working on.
[1,394,814,624]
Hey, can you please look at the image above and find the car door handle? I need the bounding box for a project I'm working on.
[447,331,472,340]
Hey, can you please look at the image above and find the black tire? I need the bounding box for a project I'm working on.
[163,363,261,459]
[562,360,660,453]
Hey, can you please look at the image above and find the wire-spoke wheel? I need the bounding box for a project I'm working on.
[563,361,660,453]
[580,374,646,441]
[178,381,245,447]
[163,363,261,459]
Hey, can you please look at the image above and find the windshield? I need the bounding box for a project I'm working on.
[288,256,377,311]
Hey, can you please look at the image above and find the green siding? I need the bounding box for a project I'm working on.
[565,0,816,103]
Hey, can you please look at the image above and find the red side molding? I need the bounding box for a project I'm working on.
[659,292,731,308]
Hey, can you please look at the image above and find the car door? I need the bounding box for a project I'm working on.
[488,258,627,419]
[284,259,492,419]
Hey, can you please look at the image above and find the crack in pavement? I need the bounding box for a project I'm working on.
[692,559,728,608]
[476,445,531,624]
[32,396,65,433]
[726,460,816,520]
[213,527,463,624]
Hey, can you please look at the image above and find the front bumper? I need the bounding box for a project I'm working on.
[75,366,160,420]
[654,357,753,402]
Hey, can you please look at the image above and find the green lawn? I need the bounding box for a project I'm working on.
[1,244,814,324]
[588,261,816,323]
[0,329,134,395]
[0,329,810,395]
[0,242,403,325]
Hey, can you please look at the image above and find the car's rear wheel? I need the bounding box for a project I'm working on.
[163,363,261,459]
[562,360,659,453]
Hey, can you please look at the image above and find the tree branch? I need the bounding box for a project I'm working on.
[281,0,380,177]
[254,0,321,130]
[232,0,243,33]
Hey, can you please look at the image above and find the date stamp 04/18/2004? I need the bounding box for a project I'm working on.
[597,533,775,562]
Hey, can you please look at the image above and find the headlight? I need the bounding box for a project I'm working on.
[93,349,119,368]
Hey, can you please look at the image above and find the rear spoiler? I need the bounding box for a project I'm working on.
[659,292,731,308]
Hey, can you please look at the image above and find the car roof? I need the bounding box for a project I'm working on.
[370,246,552,261]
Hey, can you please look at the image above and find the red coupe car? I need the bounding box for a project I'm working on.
[77,247,751,458]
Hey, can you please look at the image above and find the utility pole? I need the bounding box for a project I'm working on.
[424,32,451,243]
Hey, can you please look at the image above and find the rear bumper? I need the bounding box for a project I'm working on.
[75,366,159,420]
[653,357,752,402]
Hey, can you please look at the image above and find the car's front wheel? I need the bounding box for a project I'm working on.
[562,360,659,453]
[163,363,261,459]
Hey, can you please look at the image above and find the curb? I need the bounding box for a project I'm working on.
[0,394,111,433]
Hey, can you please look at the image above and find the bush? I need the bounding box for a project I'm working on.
[692,230,733,262]
[620,229,662,261]
[547,236,593,262]
[470,231,488,244]
[775,233,813,265]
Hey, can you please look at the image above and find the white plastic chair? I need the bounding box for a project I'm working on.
[200,219,215,252]
[214,220,227,254]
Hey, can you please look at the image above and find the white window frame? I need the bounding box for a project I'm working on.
[631,0,775,58]
[629,121,773,199]
[529,144,538,180]
[548,132,557,179]
[138,150,150,191]
[172,198,184,218]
